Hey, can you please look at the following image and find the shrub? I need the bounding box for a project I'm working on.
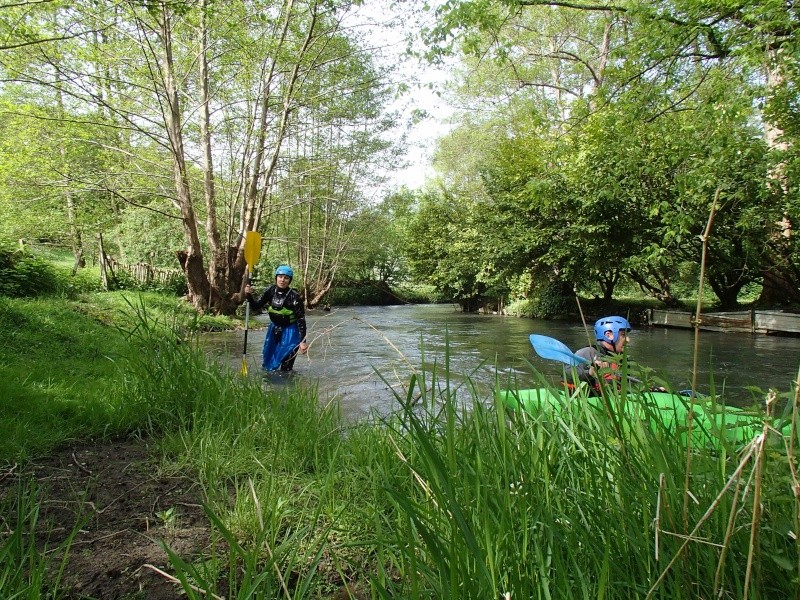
[0,243,58,298]
[532,280,574,319]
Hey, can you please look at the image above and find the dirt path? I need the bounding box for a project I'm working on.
[1,438,211,599]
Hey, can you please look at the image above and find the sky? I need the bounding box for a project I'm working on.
[345,1,456,191]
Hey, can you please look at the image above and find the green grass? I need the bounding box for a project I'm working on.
[0,476,81,597]
[1,290,798,598]
[120,326,795,599]
[0,291,237,461]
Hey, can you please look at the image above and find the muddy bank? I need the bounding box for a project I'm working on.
[1,439,211,599]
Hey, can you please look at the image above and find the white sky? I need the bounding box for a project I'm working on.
[345,1,456,190]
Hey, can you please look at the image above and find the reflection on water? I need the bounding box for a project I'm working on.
[202,304,800,420]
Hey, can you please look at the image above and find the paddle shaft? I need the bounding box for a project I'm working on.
[241,231,262,376]
[241,271,251,374]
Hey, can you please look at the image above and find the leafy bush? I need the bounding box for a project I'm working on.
[322,283,446,306]
[0,243,58,298]
[504,298,536,318]
[323,285,392,306]
[50,264,105,296]
[106,266,187,295]
[394,283,447,304]
[532,280,574,318]
[55,264,187,296]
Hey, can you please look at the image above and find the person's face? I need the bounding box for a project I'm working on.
[603,329,628,351]
[276,274,291,289]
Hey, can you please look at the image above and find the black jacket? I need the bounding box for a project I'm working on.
[247,284,307,341]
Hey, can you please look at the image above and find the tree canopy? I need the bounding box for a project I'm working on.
[398,0,799,311]
[1,0,797,312]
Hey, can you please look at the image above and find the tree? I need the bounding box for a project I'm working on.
[404,186,506,311]
[337,187,415,288]
[422,0,799,306]
[0,0,400,313]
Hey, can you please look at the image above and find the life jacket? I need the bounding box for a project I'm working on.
[266,288,300,327]
[563,353,621,396]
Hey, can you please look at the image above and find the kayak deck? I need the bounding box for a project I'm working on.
[498,388,791,447]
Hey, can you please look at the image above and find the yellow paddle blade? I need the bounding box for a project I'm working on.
[244,231,262,272]
[241,355,248,376]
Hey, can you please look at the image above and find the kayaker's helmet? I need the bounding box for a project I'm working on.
[594,316,632,345]
[275,265,293,281]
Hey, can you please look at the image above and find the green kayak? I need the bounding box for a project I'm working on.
[499,387,793,448]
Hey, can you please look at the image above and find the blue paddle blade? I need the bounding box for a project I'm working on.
[529,334,590,366]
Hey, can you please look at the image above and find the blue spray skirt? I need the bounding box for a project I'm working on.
[262,322,301,371]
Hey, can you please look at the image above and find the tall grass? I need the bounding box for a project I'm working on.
[0,292,235,462]
[2,291,797,598]
[0,477,82,598]
[368,371,797,599]
[117,317,796,598]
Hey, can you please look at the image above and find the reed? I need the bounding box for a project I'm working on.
[0,476,81,597]
[3,294,797,598]
[125,320,795,598]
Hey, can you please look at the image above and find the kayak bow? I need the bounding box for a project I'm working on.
[499,387,790,448]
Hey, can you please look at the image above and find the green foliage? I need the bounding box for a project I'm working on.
[318,285,372,306]
[0,242,58,298]
[0,243,188,300]
[323,284,394,306]
[404,188,511,309]
[104,267,188,296]
[0,292,236,462]
[0,0,404,316]
[0,478,77,597]
[531,280,574,319]
[54,265,106,295]
[0,296,124,461]
[322,281,445,306]
[394,283,448,304]
[0,97,125,249]
[410,0,800,309]
[333,188,416,287]
[113,204,187,268]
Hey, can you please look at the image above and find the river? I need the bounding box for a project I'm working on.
[203,304,800,420]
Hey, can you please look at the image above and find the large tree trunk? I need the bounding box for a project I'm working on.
[198,0,239,315]
[759,265,800,307]
[159,3,210,311]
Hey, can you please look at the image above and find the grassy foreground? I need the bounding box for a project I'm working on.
[1,292,799,598]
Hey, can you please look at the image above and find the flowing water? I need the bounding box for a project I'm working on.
[203,304,800,420]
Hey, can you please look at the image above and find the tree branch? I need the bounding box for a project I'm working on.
[0,28,105,51]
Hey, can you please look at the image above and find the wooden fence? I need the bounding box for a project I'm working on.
[97,232,183,290]
[648,309,800,335]
[115,262,184,286]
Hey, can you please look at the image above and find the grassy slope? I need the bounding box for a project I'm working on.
[0,292,235,462]
[1,287,797,598]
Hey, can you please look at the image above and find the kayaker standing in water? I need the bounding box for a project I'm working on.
[573,316,632,392]
[244,265,309,372]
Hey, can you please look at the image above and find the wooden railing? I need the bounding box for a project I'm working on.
[648,309,800,335]
[115,261,183,286]
[97,232,183,290]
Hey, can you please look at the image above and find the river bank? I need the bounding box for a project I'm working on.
[2,292,799,598]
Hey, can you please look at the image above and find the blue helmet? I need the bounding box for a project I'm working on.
[274,265,294,280]
[594,316,631,344]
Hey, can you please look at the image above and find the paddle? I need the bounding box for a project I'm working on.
[529,334,589,367]
[529,333,666,389]
[241,231,262,376]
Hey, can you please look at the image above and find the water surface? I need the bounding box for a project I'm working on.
[204,304,800,420]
